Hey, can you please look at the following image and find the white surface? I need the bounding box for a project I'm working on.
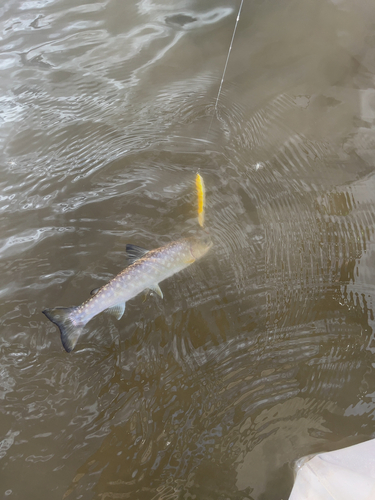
[289,439,375,500]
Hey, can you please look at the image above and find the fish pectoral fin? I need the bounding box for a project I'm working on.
[125,244,149,265]
[149,284,163,299]
[90,287,102,296]
[105,302,126,320]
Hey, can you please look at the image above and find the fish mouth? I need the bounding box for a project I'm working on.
[189,240,212,260]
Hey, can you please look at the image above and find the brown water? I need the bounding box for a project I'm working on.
[2,0,375,498]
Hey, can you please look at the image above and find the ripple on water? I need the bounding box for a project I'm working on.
[2,0,375,498]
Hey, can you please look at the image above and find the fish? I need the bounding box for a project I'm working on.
[42,231,212,352]
[196,173,205,228]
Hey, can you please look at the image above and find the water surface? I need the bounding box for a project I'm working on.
[2,0,375,498]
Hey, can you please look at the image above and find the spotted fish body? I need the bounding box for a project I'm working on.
[43,232,212,352]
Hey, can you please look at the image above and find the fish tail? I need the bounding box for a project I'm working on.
[42,307,84,353]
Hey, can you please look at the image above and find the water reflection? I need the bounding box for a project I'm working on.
[2,0,375,498]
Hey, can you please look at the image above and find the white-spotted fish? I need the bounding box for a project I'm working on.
[43,231,212,352]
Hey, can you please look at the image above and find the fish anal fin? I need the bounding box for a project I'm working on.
[149,284,163,299]
[125,244,149,265]
[105,302,126,320]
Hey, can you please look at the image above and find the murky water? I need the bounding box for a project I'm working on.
[2,0,375,498]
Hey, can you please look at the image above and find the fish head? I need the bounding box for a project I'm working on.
[189,229,212,260]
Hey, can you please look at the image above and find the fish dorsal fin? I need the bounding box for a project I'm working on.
[149,284,163,299]
[105,302,126,320]
[90,287,102,296]
[125,244,149,265]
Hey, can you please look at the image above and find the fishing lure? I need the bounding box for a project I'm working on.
[196,173,205,228]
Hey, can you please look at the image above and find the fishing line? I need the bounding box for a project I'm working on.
[207,0,244,136]
[195,1,243,227]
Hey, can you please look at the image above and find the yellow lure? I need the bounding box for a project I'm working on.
[196,173,205,228]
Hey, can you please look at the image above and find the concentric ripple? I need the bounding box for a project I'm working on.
[2,0,375,499]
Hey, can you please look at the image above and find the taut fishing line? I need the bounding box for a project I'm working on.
[207,0,244,136]
[196,1,244,226]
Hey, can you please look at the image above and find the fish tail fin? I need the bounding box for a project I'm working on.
[42,307,84,353]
